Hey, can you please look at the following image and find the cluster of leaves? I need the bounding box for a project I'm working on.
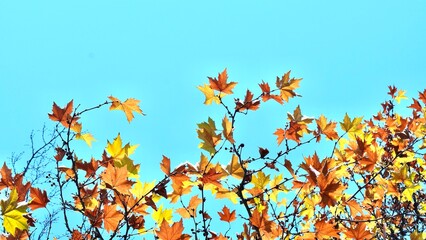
[1,69,426,239]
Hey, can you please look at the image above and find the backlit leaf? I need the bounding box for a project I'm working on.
[226,154,244,179]
[29,187,49,210]
[152,205,173,225]
[208,68,237,94]
[0,189,28,236]
[155,219,187,240]
[76,133,95,147]
[108,96,144,123]
[218,206,236,223]
[160,155,171,176]
[222,116,235,144]
[103,204,123,232]
[198,84,221,105]
[101,164,134,194]
[395,90,407,103]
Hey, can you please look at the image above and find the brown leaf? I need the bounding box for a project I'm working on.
[29,187,49,210]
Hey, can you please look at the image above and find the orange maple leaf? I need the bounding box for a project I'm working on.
[75,157,99,178]
[250,208,272,232]
[235,90,260,112]
[259,81,283,104]
[345,221,373,240]
[103,204,123,233]
[48,100,80,131]
[0,163,13,190]
[200,168,223,188]
[315,219,340,239]
[208,68,237,94]
[419,89,426,104]
[218,206,236,223]
[160,155,171,176]
[274,121,305,144]
[275,71,302,102]
[29,187,49,210]
[101,164,134,194]
[155,219,189,240]
[108,96,144,123]
[315,115,339,141]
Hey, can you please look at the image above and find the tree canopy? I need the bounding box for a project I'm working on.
[1,69,426,239]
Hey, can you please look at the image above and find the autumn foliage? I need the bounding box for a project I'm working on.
[1,69,426,239]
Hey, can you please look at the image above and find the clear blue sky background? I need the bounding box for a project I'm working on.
[1,0,425,237]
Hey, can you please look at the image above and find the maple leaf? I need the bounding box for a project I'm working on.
[75,157,99,178]
[340,113,363,133]
[275,71,302,102]
[258,147,269,158]
[218,206,236,223]
[54,147,66,162]
[317,172,346,207]
[222,116,235,144]
[235,90,260,112]
[187,195,202,213]
[108,96,144,123]
[258,81,283,104]
[226,154,244,179]
[251,171,270,189]
[155,219,188,240]
[287,105,313,124]
[200,168,223,188]
[75,133,95,147]
[208,68,237,94]
[29,187,49,210]
[0,163,13,190]
[274,128,285,145]
[101,164,134,194]
[197,84,222,105]
[284,159,296,178]
[48,100,80,131]
[128,214,145,230]
[106,133,138,160]
[408,98,422,112]
[395,90,408,103]
[103,204,123,233]
[388,85,397,98]
[418,89,426,104]
[160,155,171,176]
[250,208,272,233]
[152,204,173,225]
[344,221,373,240]
[274,121,307,144]
[316,114,339,141]
[0,188,28,236]
[197,117,222,155]
[315,219,340,239]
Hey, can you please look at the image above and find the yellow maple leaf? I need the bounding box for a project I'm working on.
[299,194,320,220]
[226,154,244,179]
[76,133,95,147]
[340,113,363,133]
[0,188,28,236]
[131,180,155,199]
[395,90,408,103]
[197,84,223,105]
[108,96,144,123]
[197,117,221,155]
[152,204,173,225]
[251,171,270,189]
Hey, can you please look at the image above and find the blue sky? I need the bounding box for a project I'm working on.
[1,0,425,237]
